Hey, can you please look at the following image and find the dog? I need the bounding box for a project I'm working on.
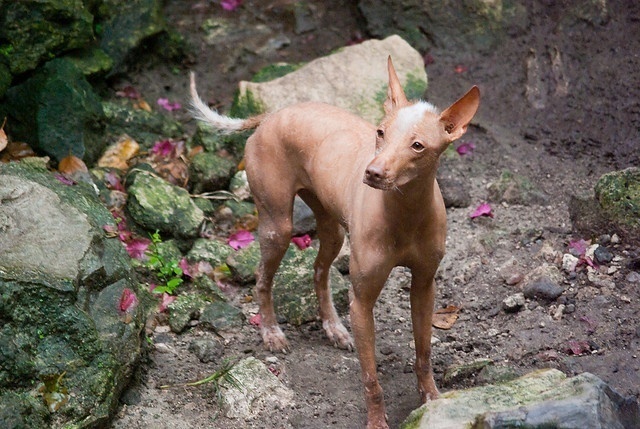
[190,57,479,429]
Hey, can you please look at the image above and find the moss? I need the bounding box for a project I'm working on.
[399,405,427,429]
[595,167,640,229]
[250,62,304,83]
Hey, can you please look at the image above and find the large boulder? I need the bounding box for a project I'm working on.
[0,161,150,428]
[401,368,639,429]
[5,58,106,164]
[0,0,94,75]
[236,35,427,124]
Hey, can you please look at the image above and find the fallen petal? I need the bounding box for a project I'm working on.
[456,142,476,156]
[470,202,494,219]
[249,313,262,327]
[291,234,312,250]
[125,238,151,259]
[228,230,255,250]
[119,288,139,313]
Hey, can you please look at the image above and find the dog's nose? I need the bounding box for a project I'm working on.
[365,164,384,181]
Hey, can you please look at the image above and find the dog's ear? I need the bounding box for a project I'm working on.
[384,56,409,113]
[439,86,480,142]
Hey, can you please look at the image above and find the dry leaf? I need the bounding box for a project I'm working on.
[58,155,88,175]
[98,135,140,169]
[0,141,37,162]
[134,99,151,112]
[432,305,461,330]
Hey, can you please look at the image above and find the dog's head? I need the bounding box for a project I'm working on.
[364,57,480,190]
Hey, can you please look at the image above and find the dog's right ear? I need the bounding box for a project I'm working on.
[439,86,480,142]
[384,56,409,113]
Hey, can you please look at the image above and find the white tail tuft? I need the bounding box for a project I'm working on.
[189,72,247,134]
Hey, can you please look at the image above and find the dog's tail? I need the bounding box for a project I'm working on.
[189,72,264,134]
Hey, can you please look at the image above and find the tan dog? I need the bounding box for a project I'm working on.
[190,57,479,429]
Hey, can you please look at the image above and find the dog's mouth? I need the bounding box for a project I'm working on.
[363,174,394,191]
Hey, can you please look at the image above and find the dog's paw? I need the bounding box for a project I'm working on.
[322,320,354,351]
[262,326,290,353]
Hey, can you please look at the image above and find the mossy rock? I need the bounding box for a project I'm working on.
[187,238,233,268]
[595,167,640,231]
[189,152,237,194]
[200,300,245,331]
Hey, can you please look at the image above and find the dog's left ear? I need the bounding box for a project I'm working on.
[384,56,409,113]
[439,86,480,142]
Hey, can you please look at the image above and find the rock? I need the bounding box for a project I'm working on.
[226,241,262,284]
[562,253,580,273]
[0,1,93,75]
[189,152,237,194]
[626,271,640,283]
[0,161,150,428]
[359,0,528,54]
[570,167,640,242]
[187,238,233,267]
[221,199,256,219]
[220,357,294,419]
[229,170,251,200]
[98,0,166,74]
[0,63,11,99]
[498,257,524,285]
[487,170,549,205]
[273,248,351,325]
[188,338,224,363]
[5,58,105,164]
[439,178,472,208]
[442,359,493,387]
[293,196,317,235]
[102,101,184,149]
[200,301,245,332]
[502,293,525,313]
[476,365,520,385]
[64,47,114,77]
[167,294,209,333]
[594,245,614,264]
[126,171,205,238]
[401,369,639,429]
[236,35,427,123]
[523,278,564,301]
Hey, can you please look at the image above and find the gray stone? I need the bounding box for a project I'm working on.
[102,101,184,150]
[293,196,317,235]
[188,338,224,363]
[226,241,262,284]
[237,35,427,124]
[401,369,639,429]
[0,0,94,75]
[273,248,350,325]
[442,359,493,387]
[0,161,150,428]
[187,238,233,268]
[5,59,105,164]
[502,293,525,313]
[220,357,294,419]
[524,277,564,301]
[439,178,472,208]
[189,152,237,194]
[200,301,245,332]
[126,171,205,238]
[594,245,614,264]
[168,294,209,333]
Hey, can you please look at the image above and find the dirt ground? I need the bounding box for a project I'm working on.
[110,1,640,428]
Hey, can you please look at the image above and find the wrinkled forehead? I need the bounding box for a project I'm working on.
[393,102,439,133]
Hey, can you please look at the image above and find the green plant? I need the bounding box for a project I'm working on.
[146,230,184,295]
[160,359,242,402]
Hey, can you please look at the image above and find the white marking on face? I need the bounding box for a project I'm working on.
[395,102,439,134]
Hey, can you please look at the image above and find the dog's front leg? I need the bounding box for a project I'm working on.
[410,269,439,402]
[349,264,391,429]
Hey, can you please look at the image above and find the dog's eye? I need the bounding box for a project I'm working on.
[411,141,425,152]
[376,129,384,139]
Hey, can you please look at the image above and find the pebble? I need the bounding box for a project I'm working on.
[524,278,564,301]
[626,271,640,283]
[502,293,525,313]
[611,233,620,244]
[562,254,579,273]
[594,245,614,264]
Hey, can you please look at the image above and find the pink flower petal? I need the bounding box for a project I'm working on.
[470,203,494,219]
[157,98,182,111]
[291,234,312,250]
[456,142,476,156]
[568,238,590,257]
[228,230,255,250]
[221,0,242,11]
[567,340,591,355]
[179,258,194,278]
[159,293,176,312]
[54,173,76,186]
[115,85,141,99]
[104,171,125,192]
[249,313,262,327]
[125,238,151,259]
[119,288,139,313]
[151,139,184,158]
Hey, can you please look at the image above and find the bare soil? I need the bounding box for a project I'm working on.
[110,1,640,428]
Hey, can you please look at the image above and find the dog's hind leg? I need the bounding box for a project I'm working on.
[299,190,354,350]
